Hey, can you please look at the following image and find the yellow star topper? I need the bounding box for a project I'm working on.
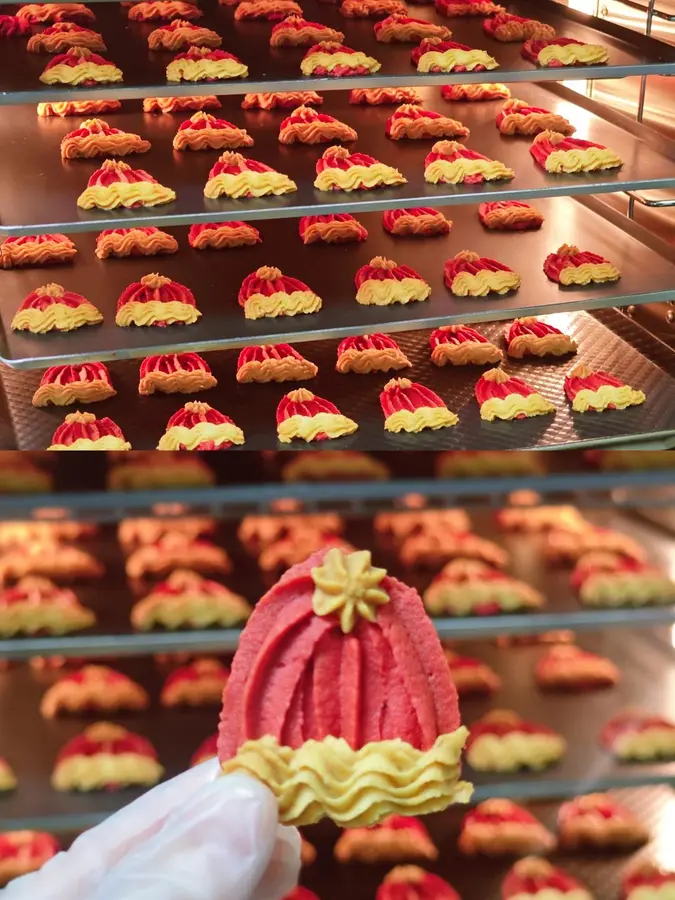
[311,548,389,634]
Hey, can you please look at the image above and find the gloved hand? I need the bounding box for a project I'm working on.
[2,759,300,900]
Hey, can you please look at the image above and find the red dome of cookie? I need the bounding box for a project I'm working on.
[431,324,492,350]
[37,362,113,390]
[475,369,539,408]
[276,388,342,432]
[41,45,114,74]
[380,378,448,417]
[355,256,424,287]
[16,283,90,313]
[56,722,158,765]
[84,159,159,190]
[117,273,196,314]
[159,401,244,450]
[238,267,313,307]
[49,411,128,448]
[0,13,31,35]
[140,352,212,379]
[191,732,218,766]
[377,866,461,900]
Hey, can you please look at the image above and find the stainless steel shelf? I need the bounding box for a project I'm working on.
[3,84,675,237]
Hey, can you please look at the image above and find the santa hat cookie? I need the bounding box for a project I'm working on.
[12,283,103,335]
[0,832,59,885]
[622,862,675,900]
[270,15,344,46]
[484,13,555,41]
[476,369,555,422]
[479,201,543,231]
[129,1,203,20]
[204,151,297,199]
[299,214,367,244]
[173,112,253,151]
[301,40,381,76]
[335,816,437,863]
[17,4,95,24]
[564,365,645,413]
[40,665,149,718]
[445,251,520,296]
[0,577,95,636]
[315,146,406,191]
[435,0,504,15]
[60,117,150,159]
[276,389,358,443]
[77,159,175,210]
[191,733,218,767]
[1,234,77,269]
[571,552,675,608]
[234,0,301,20]
[375,14,451,42]
[425,141,514,184]
[40,46,122,85]
[189,222,260,250]
[27,21,105,52]
[139,352,217,395]
[544,244,620,285]
[383,207,450,237]
[278,105,357,144]
[445,650,502,697]
[238,266,322,320]
[157,401,245,451]
[557,793,649,849]
[160,658,229,707]
[523,36,608,67]
[423,559,543,616]
[336,333,411,374]
[600,710,675,761]
[125,533,231,581]
[412,38,498,73]
[506,317,577,358]
[376,867,460,900]
[51,723,164,791]
[33,362,115,407]
[441,82,510,101]
[503,859,593,900]
[166,46,248,81]
[531,131,622,173]
[115,273,201,327]
[430,324,502,367]
[218,545,472,825]
[241,91,323,110]
[381,378,459,433]
[534,644,619,692]
[467,709,566,772]
[350,87,422,104]
[386,104,469,140]
[95,227,178,259]
[0,13,31,36]
[131,569,250,630]
[147,19,221,50]
[459,799,556,856]
[237,343,318,383]
[48,411,131,451]
[356,256,430,305]
[497,99,574,136]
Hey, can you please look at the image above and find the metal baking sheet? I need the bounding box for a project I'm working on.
[1,625,674,832]
[2,509,675,659]
[3,84,675,236]
[2,0,675,105]
[2,308,675,451]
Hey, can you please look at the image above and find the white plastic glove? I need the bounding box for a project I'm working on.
[2,759,300,900]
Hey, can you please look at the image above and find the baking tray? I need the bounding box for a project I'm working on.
[4,84,675,236]
[3,0,675,105]
[1,625,674,831]
[3,509,675,659]
[2,308,675,451]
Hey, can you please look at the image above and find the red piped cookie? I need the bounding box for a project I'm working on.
[335,816,438,863]
[355,256,430,306]
[544,244,620,285]
[158,401,245,451]
[545,525,646,564]
[424,140,514,184]
[315,145,406,190]
[531,131,622,173]
[0,14,31,36]
[27,22,105,52]
[238,266,322,320]
[234,0,302,20]
[386,104,469,140]
[160,658,229,706]
[376,867,460,900]
[435,0,504,14]
[96,227,178,260]
[557,793,649,849]
[77,159,176,210]
[301,41,381,76]
[445,251,520,296]
[116,273,200,327]
[600,711,675,761]
[375,14,451,42]
[479,201,543,231]
[217,545,471,825]
[383,207,451,237]
[535,644,619,692]
[147,19,221,51]
[17,4,95,24]
[40,665,149,718]
[484,13,555,42]
[0,577,96,636]
[571,552,675,608]
[279,105,357,144]
[49,411,131,451]
[423,558,542,615]
[431,324,502,367]
[299,214,367,244]
[0,832,59,885]
[503,858,593,900]
[39,99,120,116]
[237,344,318,383]
[506,317,577,358]
[340,0,406,16]
[11,283,103,334]
[131,569,250,629]
[166,47,248,82]
[40,46,122,85]
[441,82,510,101]
[173,111,252,151]
[622,862,675,900]
[125,534,231,581]
[204,151,296,199]
[51,722,164,791]
[381,377,458,433]
[188,221,261,249]
[61,117,150,159]
[191,733,218,767]
[523,36,608,67]
[459,799,555,855]
[497,99,574,136]
[476,369,555,421]
[142,95,220,113]
[139,353,217,395]
[241,91,323,110]
[270,15,344,45]
[445,650,501,696]
[467,710,565,772]
[350,87,422,104]
[1,234,77,269]
[276,389,358,443]
[128,1,203,20]
[564,365,645,413]
[412,37,498,73]
[336,333,411,374]
[33,362,115,407]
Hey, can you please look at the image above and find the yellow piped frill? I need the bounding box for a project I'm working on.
[11,304,103,334]
[315,164,406,192]
[467,732,566,772]
[220,730,472,826]
[204,172,297,200]
[543,148,622,174]
[416,48,498,74]
[33,380,115,407]
[237,358,318,383]
[243,290,322,320]
[157,421,246,451]
[0,601,95,637]
[40,63,122,86]
[277,412,359,443]
[432,342,503,367]
[301,50,380,76]
[1,239,76,269]
[480,394,555,422]
[571,385,646,413]
[77,182,176,210]
[131,588,251,631]
[49,435,132,451]
[52,753,164,792]
[424,580,543,616]
[139,370,217,395]
[580,572,675,608]
[507,334,577,358]
[356,278,430,306]
[336,348,410,374]
[0,764,17,792]
[96,230,178,259]
[115,300,201,327]
[537,42,608,67]
[450,271,520,297]
[611,728,675,761]
[559,262,620,285]
[384,407,458,434]
[166,58,249,82]
[424,158,514,185]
